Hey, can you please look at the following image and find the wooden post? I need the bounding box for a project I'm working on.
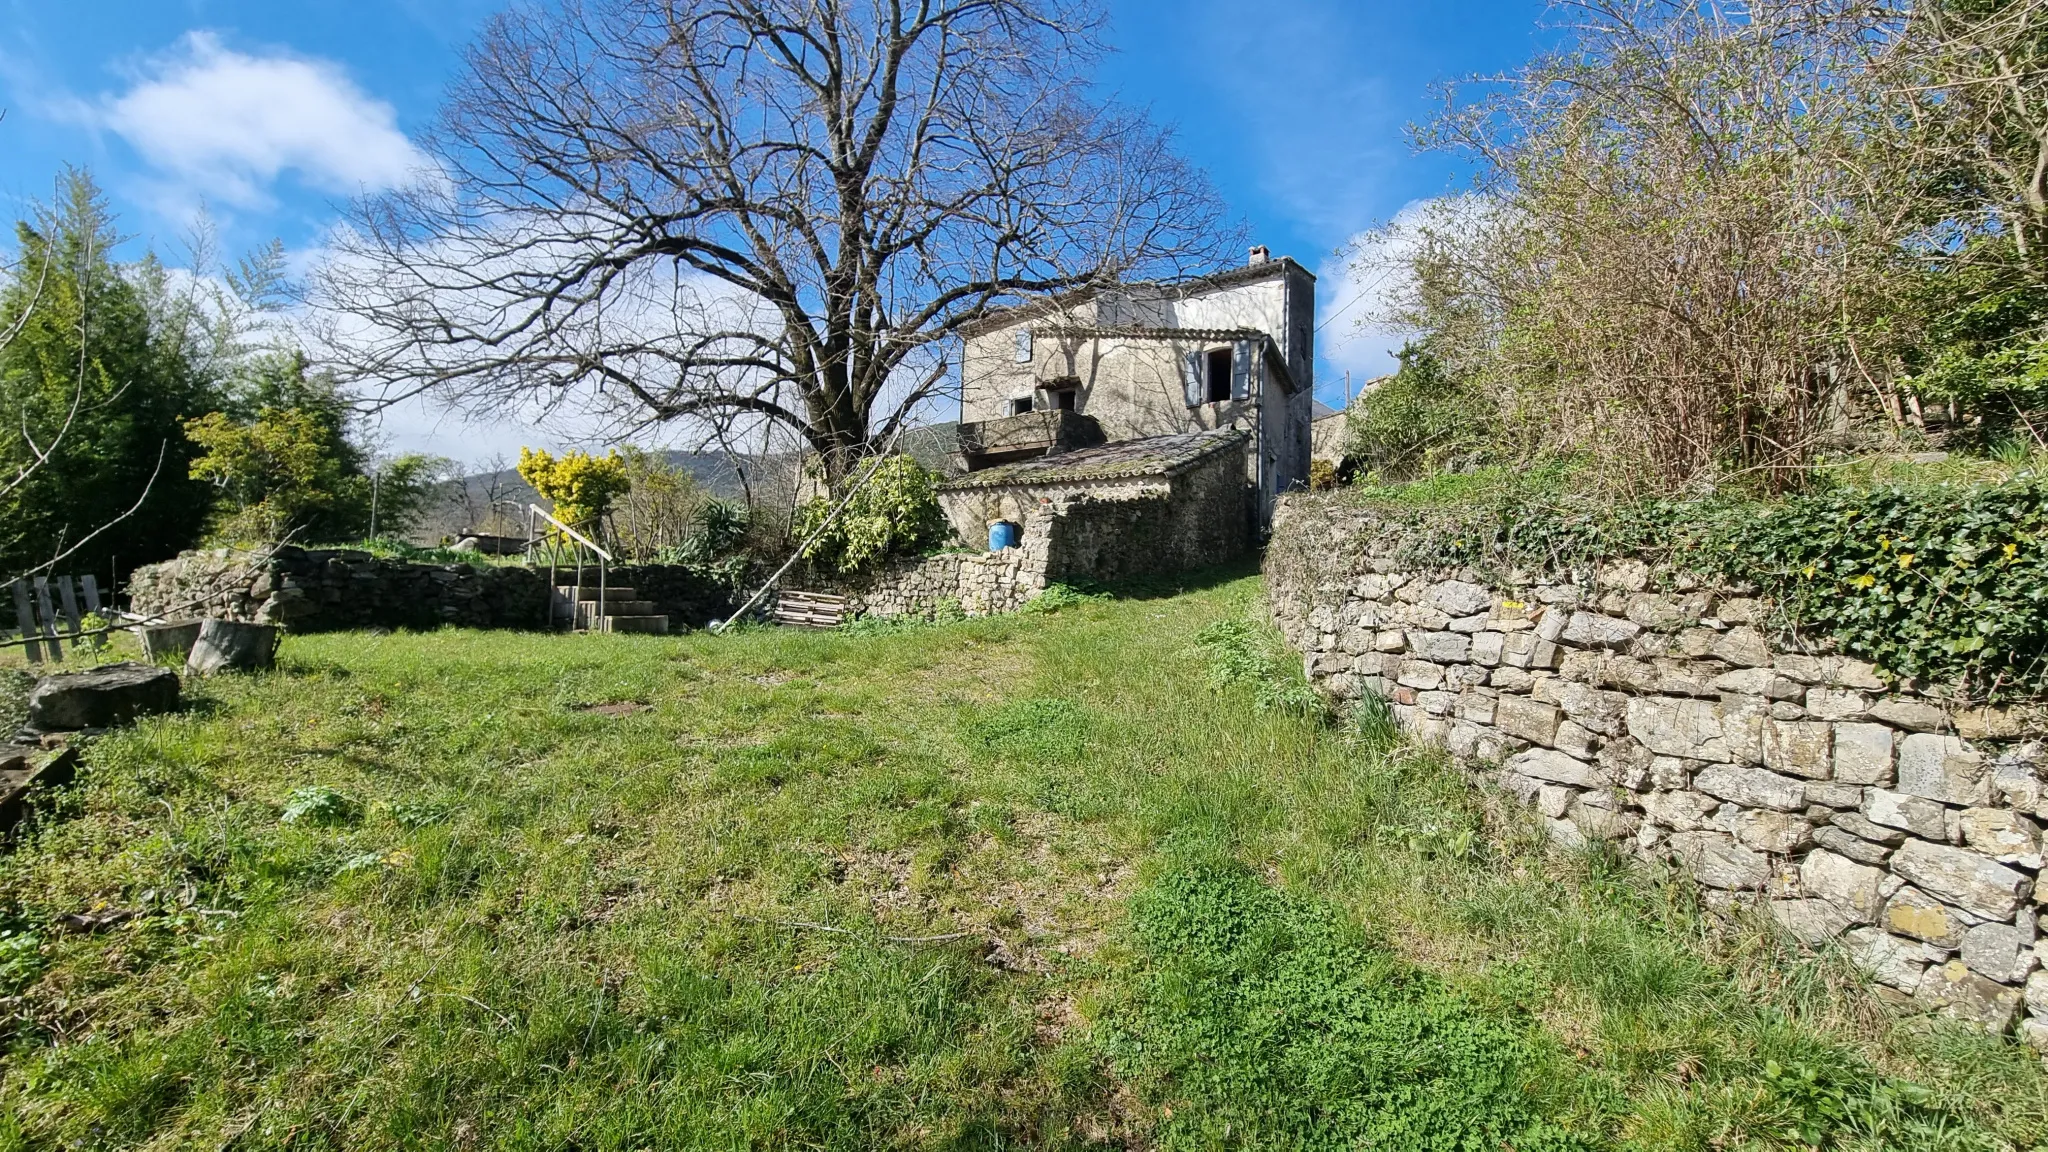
[57,576,82,646]
[9,580,42,665]
[31,577,62,657]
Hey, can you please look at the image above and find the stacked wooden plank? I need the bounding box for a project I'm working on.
[773,590,846,629]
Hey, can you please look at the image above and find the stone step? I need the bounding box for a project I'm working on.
[568,600,658,625]
[554,585,639,601]
[586,614,669,635]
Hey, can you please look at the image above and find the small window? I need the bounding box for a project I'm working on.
[1008,397,1032,416]
[1052,388,1077,411]
[1205,347,1233,403]
[1014,329,1033,363]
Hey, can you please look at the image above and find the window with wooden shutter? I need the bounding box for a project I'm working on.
[1183,350,1204,407]
[1014,329,1032,363]
[1231,341,1253,401]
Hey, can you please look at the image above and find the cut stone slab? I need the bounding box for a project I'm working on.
[1627,696,1734,762]
[1832,722,1895,786]
[1669,830,1771,889]
[1562,611,1641,649]
[1883,885,1974,948]
[1812,825,1890,866]
[1640,789,1720,832]
[1842,926,1943,990]
[1496,696,1563,747]
[1734,810,1814,854]
[1769,898,1855,946]
[26,663,180,730]
[1832,811,1908,847]
[0,746,79,837]
[1801,849,1888,921]
[1868,698,1948,733]
[1422,579,1493,618]
[1961,922,2039,985]
[137,621,202,664]
[1958,807,2042,866]
[1505,747,1609,789]
[185,620,279,675]
[1762,720,1833,780]
[1862,789,1949,840]
[1916,961,2023,1033]
[1897,734,1992,807]
[1693,764,1807,812]
[1891,839,2033,922]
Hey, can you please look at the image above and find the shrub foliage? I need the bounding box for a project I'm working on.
[796,455,949,575]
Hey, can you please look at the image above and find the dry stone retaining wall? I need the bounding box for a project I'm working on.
[128,546,733,631]
[1266,492,2048,1043]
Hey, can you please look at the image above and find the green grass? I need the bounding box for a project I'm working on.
[0,573,2042,1148]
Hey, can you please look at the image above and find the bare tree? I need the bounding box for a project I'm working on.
[1358,0,1923,493]
[314,0,1234,481]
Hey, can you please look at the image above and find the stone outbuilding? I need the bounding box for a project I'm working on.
[937,430,1252,585]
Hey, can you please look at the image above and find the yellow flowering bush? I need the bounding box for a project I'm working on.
[518,447,630,530]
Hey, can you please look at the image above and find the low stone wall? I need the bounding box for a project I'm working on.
[811,517,1054,620]
[128,547,733,631]
[1266,492,2048,1042]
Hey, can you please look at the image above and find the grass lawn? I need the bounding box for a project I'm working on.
[1,571,2044,1149]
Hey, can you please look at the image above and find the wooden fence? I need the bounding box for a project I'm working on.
[5,575,104,664]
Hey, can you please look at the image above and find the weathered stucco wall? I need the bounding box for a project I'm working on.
[1266,491,2048,1044]
[128,547,733,631]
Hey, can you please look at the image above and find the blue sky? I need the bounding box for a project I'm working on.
[0,0,1545,460]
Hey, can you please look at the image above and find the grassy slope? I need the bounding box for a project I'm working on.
[0,573,2043,1150]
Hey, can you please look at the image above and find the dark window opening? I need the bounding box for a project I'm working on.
[1008,397,1032,416]
[1052,388,1077,411]
[1206,347,1233,403]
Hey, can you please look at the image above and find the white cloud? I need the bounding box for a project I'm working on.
[79,32,429,207]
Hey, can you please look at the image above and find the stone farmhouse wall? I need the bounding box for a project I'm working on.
[825,451,1251,619]
[128,547,733,631]
[1266,493,2048,1042]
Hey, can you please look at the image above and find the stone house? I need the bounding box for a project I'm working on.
[952,247,1316,529]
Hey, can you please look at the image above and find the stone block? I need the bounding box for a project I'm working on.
[1862,789,1949,840]
[1535,606,1569,641]
[1769,898,1855,946]
[1456,691,1498,725]
[1562,612,1641,649]
[1489,665,1535,692]
[1802,781,1863,809]
[1627,696,1734,762]
[1897,734,1991,807]
[1499,632,1539,669]
[1958,808,2043,867]
[1693,764,1807,812]
[1652,659,1719,697]
[1712,626,1772,667]
[2028,968,2048,1018]
[1714,668,1805,701]
[1374,629,1407,652]
[1761,720,1832,780]
[1445,664,1490,691]
[1599,738,1654,790]
[1812,825,1890,866]
[1418,690,1457,716]
[1396,659,1447,691]
[1408,630,1471,663]
[1536,784,1575,819]
[1916,961,2023,1033]
[26,663,181,731]
[1641,789,1720,832]
[1869,698,1948,733]
[1470,632,1505,667]
[1735,810,1815,854]
[1598,558,1649,591]
[1554,720,1600,760]
[1337,626,1375,655]
[1800,849,1889,921]
[1570,800,1640,841]
[1832,723,1894,786]
[1448,613,1490,634]
[1496,696,1563,747]
[1626,592,1706,631]
[1669,830,1771,889]
[1423,579,1493,618]
[1505,747,1610,789]
[1842,926,1943,990]
[1649,756,1693,789]
[1883,885,1974,948]
[1805,688,1870,722]
[1961,922,2039,985]
[1552,681,1630,736]
[1891,839,2032,921]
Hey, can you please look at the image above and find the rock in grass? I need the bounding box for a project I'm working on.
[26,663,179,730]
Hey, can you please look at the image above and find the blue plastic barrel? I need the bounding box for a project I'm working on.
[988,521,1020,551]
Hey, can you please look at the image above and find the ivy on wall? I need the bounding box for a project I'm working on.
[1287,474,2048,702]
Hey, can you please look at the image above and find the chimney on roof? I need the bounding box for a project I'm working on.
[1248,245,1270,266]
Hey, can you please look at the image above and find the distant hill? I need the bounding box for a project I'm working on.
[411,451,798,543]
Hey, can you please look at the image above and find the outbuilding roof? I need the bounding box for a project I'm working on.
[939,429,1247,490]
